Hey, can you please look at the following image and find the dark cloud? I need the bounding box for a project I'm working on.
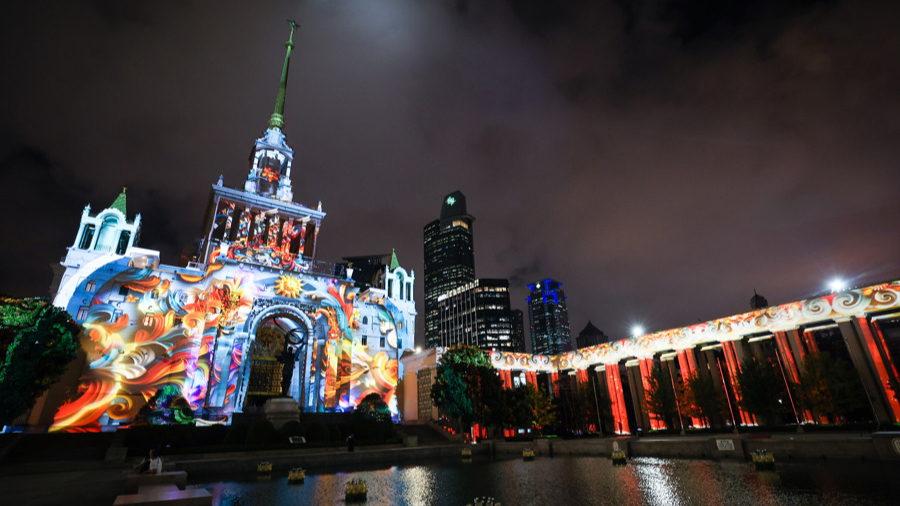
[1,0,898,349]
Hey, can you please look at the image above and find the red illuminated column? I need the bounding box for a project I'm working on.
[550,372,560,398]
[801,330,820,354]
[772,330,814,423]
[500,370,512,389]
[721,341,756,426]
[577,369,588,385]
[606,365,630,435]
[676,349,705,428]
[773,331,801,382]
[638,358,663,430]
[856,317,900,422]
[872,320,900,396]
[786,329,810,363]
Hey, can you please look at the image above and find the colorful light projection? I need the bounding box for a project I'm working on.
[50,253,406,432]
[209,198,316,273]
[50,267,255,432]
[490,281,900,372]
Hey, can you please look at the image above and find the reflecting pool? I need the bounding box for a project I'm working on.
[192,456,899,506]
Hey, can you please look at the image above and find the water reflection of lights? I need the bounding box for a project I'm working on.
[400,465,436,506]
[633,458,683,506]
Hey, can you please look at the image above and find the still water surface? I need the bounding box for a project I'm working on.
[193,456,899,506]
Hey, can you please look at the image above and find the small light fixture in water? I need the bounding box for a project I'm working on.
[345,478,368,502]
[467,497,500,506]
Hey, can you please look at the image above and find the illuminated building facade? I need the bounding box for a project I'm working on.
[527,279,572,355]
[402,279,900,437]
[40,23,416,432]
[436,278,515,351]
[423,191,475,347]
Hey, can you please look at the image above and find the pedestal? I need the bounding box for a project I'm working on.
[262,397,300,430]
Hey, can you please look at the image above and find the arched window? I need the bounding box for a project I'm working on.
[363,316,368,325]
[85,280,96,292]
[95,215,121,252]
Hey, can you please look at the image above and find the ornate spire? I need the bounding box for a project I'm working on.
[110,187,127,216]
[268,20,299,131]
[390,249,400,271]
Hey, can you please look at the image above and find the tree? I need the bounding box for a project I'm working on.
[431,366,472,425]
[679,371,724,428]
[569,378,602,433]
[354,392,393,441]
[734,357,792,426]
[0,297,81,425]
[509,383,556,434]
[797,352,870,423]
[591,377,615,434]
[475,366,508,434]
[430,345,504,435]
[355,392,391,423]
[642,364,681,430]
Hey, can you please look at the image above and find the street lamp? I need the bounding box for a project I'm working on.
[829,278,847,293]
[631,325,644,338]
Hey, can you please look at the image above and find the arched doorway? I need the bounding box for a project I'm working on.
[237,304,314,410]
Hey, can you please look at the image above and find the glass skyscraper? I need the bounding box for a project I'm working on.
[436,278,515,351]
[527,278,572,355]
[423,191,475,347]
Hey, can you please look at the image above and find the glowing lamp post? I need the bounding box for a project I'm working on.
[829,278,847,293]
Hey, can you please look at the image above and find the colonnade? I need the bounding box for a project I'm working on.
[490,281,900,434]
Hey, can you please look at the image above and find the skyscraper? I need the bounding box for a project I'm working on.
[511,309,526,353]
[527,278,572,355]
[576,321,608,349]
[424,191,475,347]
[435,278,514,351]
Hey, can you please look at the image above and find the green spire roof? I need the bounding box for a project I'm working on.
[390,249,400,270]
[110,187,127,216]
[269,20,300,131]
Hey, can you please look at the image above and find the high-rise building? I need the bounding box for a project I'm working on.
[423,191,475,347]
[435,279,514,351]
[511,309,526,353]
[527,278,572,355]
[576,321,608,349]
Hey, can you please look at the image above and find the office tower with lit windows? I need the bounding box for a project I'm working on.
[527,278,572,355]
[511,309,526,353]
[435,278,514,351]
[423,191,475,347]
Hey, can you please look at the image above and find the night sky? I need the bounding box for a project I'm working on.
[2,1,899,351]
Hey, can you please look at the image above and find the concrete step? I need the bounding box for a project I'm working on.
[113,488,211,506]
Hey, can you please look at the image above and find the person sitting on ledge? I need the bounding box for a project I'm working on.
[133,449,162,474]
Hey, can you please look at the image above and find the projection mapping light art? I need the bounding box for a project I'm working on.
[50,252,408,432]
[489,281,900,372]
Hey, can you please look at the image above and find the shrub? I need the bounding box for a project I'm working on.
[306,421,330,442]
[328,423,343,442]
[224,423,250,445]
[245,419,278,446]
[193,424,228,446]
[279,420,305,442]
